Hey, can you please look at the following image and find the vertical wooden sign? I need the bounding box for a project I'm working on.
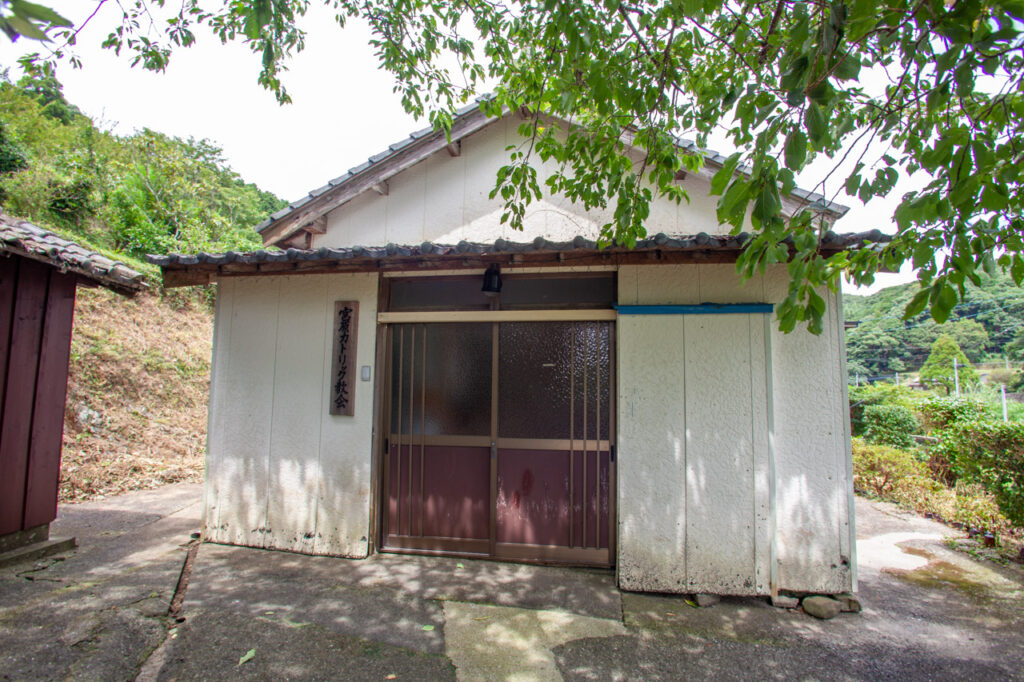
[330,301,359,416]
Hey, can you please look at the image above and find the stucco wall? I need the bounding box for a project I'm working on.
[204,272,378,557]
[616,264,853,595]
[316,117,732,249]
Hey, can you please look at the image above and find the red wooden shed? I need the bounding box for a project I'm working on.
[0,213,144,555]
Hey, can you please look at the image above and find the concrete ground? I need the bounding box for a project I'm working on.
[2,485,1023,681]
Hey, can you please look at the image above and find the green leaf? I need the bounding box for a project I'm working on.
[784,131,807,171]
[931,284,958,323]
[422,624,435,631]
[934,49,958,74]
[805,105,827,149]
[752,179,781,226]
[719,178,751,221]
[778,168,795,196]
[709,153,741,195]
[1011,255,1024,285]
[722,87,740,108]
[244,17,263,39]
[6,15,48,39]
[806,79,833,105]
[982,250,996,276]
[807,288,826,316]
[10,0,71,27]
[844,173,861,197]
[780,55,809,92]
[833,55,860,80]
[954,60,975,92]
[238,648,256,666]
[903,289,930,319]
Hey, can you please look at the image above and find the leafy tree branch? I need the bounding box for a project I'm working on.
[3,0,1023,334]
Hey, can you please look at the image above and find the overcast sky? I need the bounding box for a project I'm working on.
[0,2,917,293]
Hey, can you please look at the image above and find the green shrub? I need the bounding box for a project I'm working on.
[854,439,1012,533]
[848,384,919,437]
[863,403,918,448]
[852,438,928,497]
[919,396,986,432]
[47,177,94,226]
[1009,371,1024,393]
[934,420,1024,527]
[948,482,1006,531]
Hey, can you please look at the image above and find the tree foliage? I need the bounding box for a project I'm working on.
[4,0,1024,333]
[0,70,285,257]
[919,333,979,394]
[845,271,1023,378]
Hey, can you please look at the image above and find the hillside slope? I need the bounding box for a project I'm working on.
[843,272,1024,379]
[60,288,212,502]
[0,70,286,503]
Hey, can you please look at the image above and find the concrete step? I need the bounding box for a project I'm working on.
[0,537,77,569]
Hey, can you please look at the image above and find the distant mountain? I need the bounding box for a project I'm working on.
[843,273,1024,379]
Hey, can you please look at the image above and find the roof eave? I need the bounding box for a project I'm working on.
[149,229,888,289]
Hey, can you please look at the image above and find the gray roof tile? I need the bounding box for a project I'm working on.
[0,212,145,294]
[148,230,889,274]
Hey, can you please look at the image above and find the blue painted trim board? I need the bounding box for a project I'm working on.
[615,303,774,315]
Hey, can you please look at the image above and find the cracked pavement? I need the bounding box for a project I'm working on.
[1,485,1022,681]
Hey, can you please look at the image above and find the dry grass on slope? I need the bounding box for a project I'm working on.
[61,288,212,502]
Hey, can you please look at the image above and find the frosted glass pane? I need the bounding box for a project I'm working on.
[498,322,574,439]
[390,323,491,436]
[570,322,611,441]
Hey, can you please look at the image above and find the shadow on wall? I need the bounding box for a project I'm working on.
[617,420,852,596]
[206,444,374,559]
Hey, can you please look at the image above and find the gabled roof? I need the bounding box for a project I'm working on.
[147,229,888,289]
[256,104,850,248]
[0,213,146,295]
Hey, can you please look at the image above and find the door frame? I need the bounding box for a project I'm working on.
[373,308,617,567]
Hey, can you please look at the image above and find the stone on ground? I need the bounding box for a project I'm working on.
[694,594,720,607]
[801,596,843,620]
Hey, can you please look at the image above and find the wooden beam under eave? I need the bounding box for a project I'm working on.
[162,268,214,288]
[379,309,617,324]
[278,232,308,249]
[306,216,327,234]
